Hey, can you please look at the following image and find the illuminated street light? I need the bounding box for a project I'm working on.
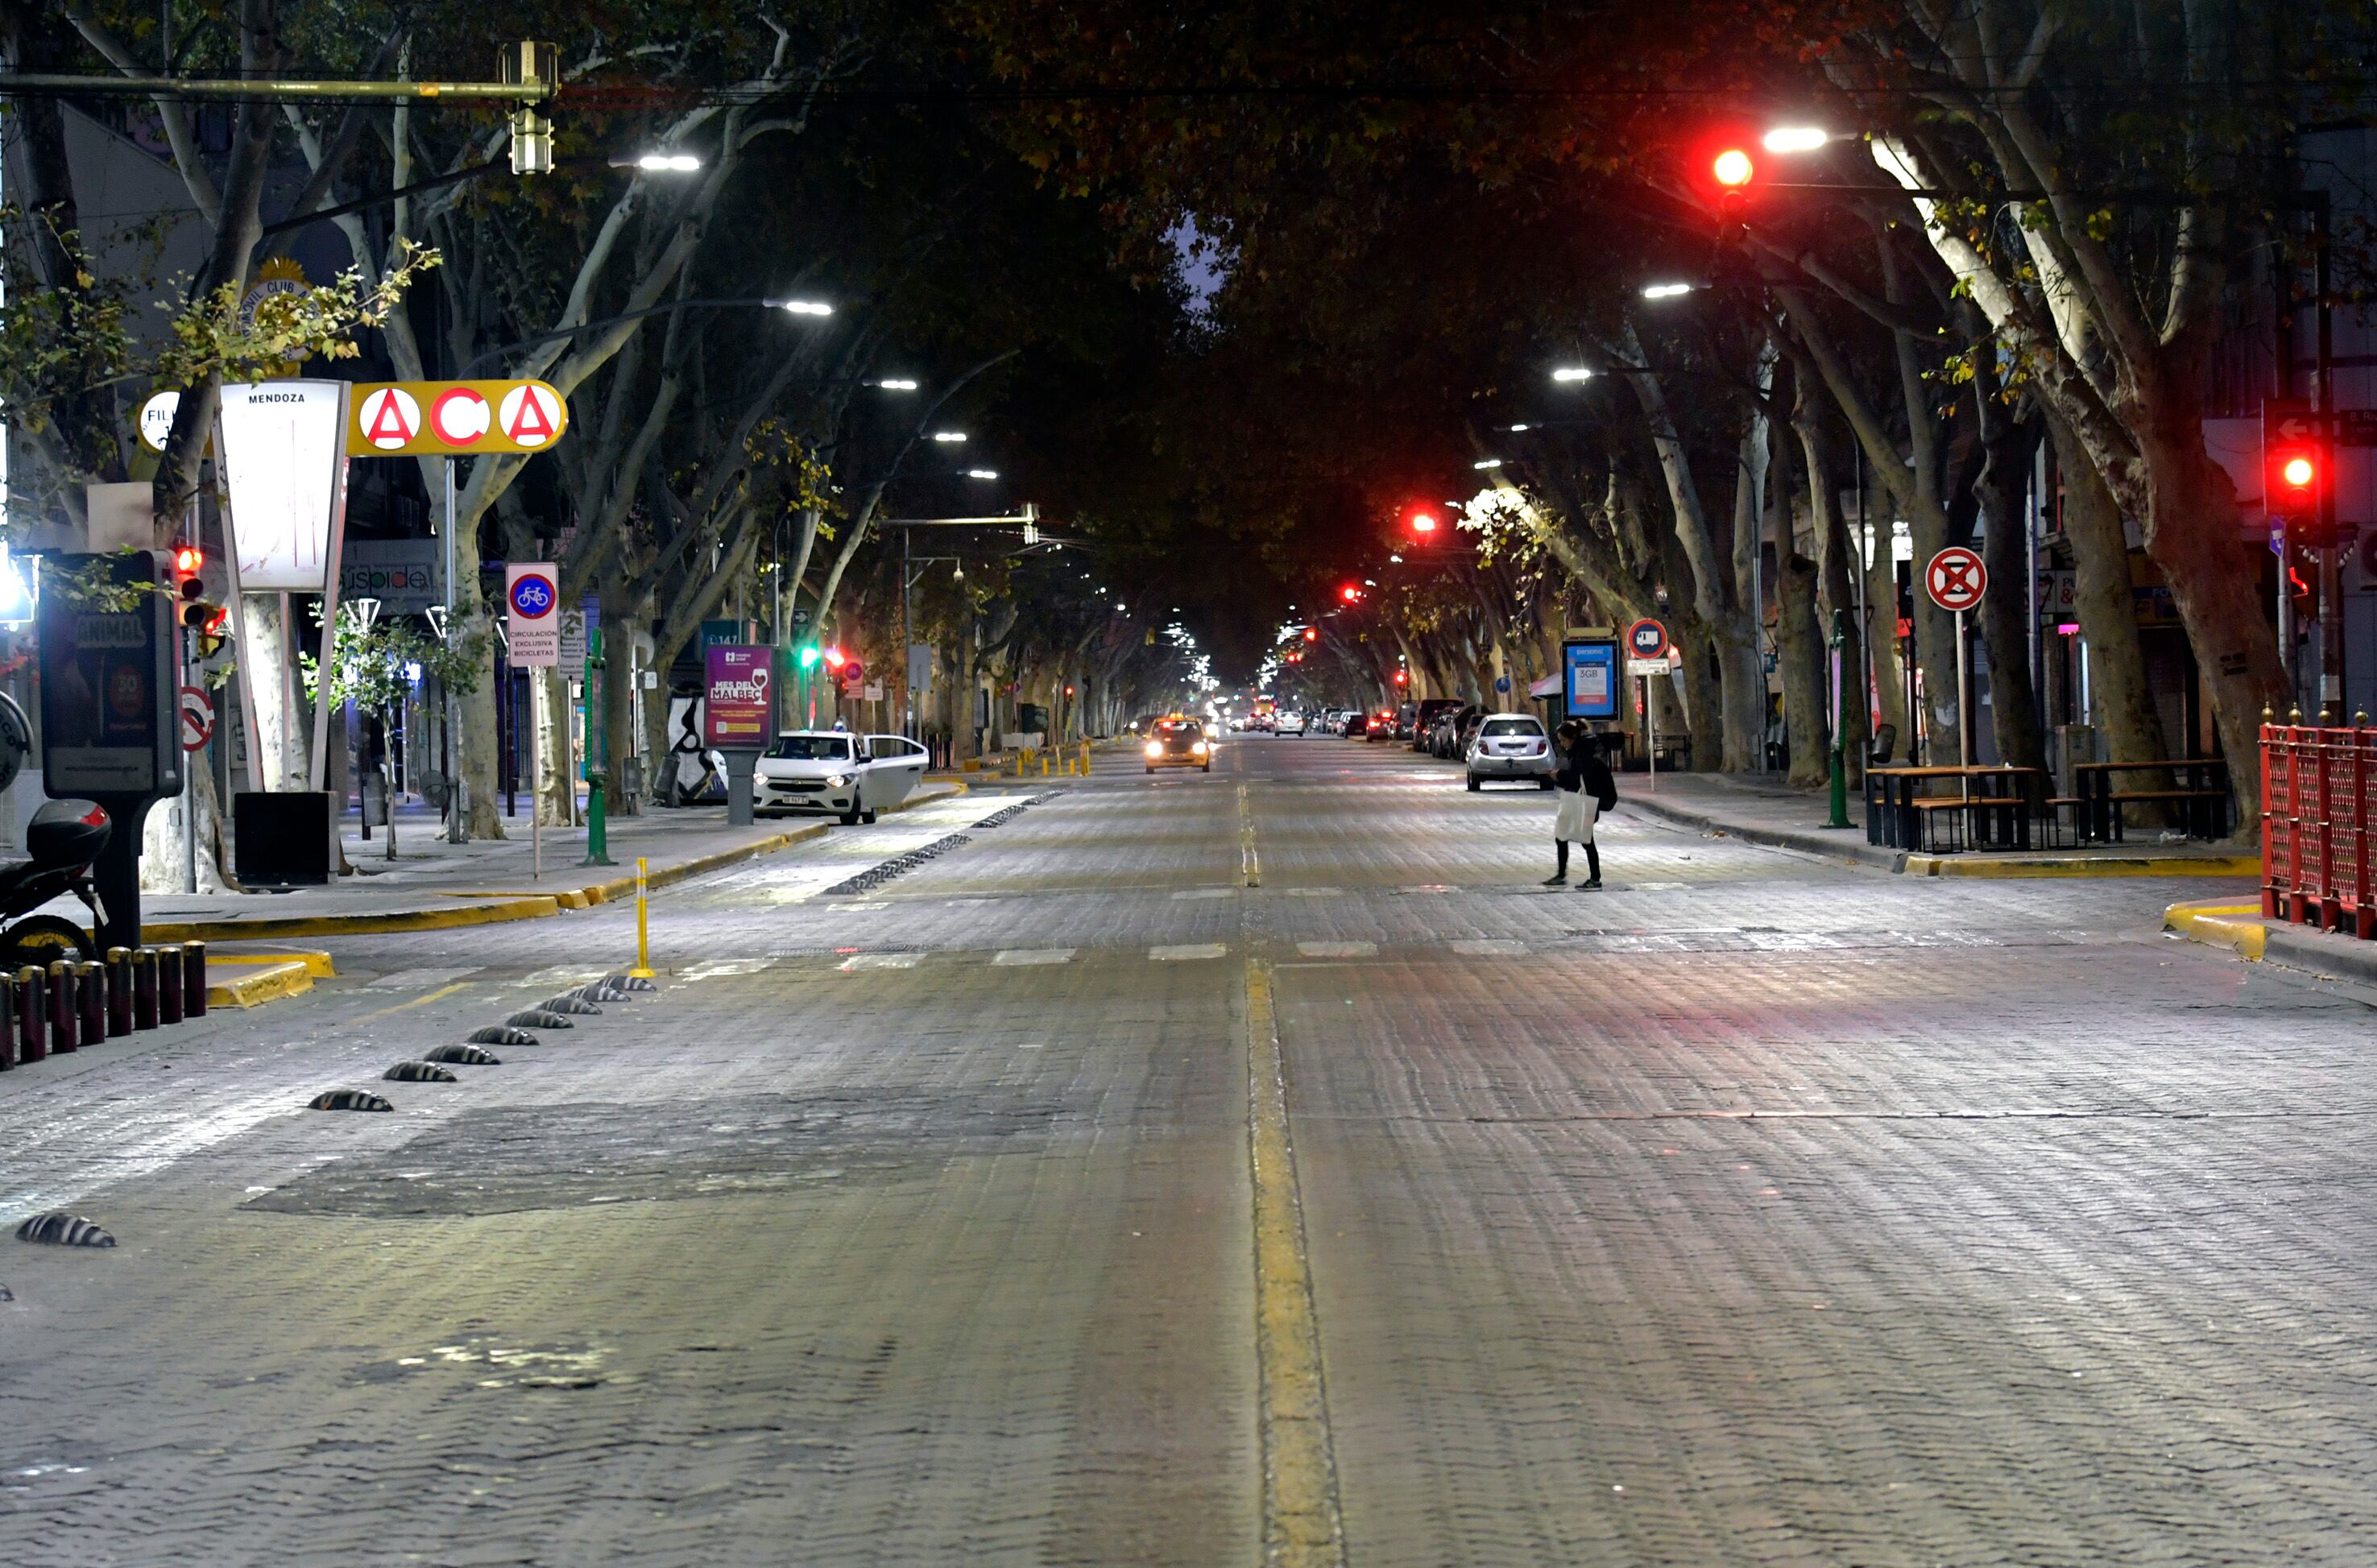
[771,299,834,315]
[610,151,702,172]
[932,431,968,443]
[1472,457,1503,470]
[1551,366,1593,383]
[877,378,919,391]
[1762,126,1829,153]
[965,469,1000,480]
[1641,282,1696,300]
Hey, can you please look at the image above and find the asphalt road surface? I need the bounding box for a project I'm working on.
[1,734,2368,1566]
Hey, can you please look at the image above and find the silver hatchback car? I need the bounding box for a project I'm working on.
[1465,713,1555,790]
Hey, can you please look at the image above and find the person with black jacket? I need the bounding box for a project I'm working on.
[1544,723,1618,888]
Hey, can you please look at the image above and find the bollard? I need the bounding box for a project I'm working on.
[16,966,44,1062]
[132,947,159,1031]
[46,960,77,1052]
[76,963,104,1049]
[158,945,184,1025]
[632,857,656,978]
[182,941,208,1018]
[0,969,14,1070]
[104,946,134,1036]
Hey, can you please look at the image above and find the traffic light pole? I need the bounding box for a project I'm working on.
[2316,192,2344,722]
[582,627,615,866]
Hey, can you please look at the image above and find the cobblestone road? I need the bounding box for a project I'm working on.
[0,736,2365,1566]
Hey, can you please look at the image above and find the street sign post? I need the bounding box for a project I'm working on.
[1925,547,1987,766]
[1621,621,1670,788]
[504,564,560,878]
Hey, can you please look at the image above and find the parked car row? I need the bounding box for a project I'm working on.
[1334,700,1556,790]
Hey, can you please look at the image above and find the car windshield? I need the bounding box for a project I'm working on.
[1157,721,1203,739]
[764,735,851,761]
[1481,719,1541,738]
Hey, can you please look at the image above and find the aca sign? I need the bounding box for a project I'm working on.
[349,379,569,457]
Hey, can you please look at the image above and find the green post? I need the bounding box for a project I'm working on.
[582,624,615,865]
[1824,608,1852,830]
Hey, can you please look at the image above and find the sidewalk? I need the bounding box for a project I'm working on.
[127,783,971,943]
[1615,771,2261,879]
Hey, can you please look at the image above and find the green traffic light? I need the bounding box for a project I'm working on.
[797,645,820,669]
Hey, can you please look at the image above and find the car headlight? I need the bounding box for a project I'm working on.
[825,772,851,788]
[1191,741,1208,755]
[1145,742,1163,758]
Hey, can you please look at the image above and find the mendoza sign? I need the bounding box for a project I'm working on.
[347,379,569,457]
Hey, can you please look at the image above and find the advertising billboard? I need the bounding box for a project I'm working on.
[703,643,772,750]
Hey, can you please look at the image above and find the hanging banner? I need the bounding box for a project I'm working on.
[703,644,772,750]
[217,379,352,591]
[346,379,569,457]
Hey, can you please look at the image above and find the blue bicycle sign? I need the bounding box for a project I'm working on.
[509,574,556,619]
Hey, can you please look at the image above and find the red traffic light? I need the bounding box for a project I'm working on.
[1302,627,1319,643]
[1393,669,1408,685]
[2282,454,2316,490]
[1340,585,1361,602]
[821,645,847,669]
[1409,509,1438,535]
[173,544,203,575]
[2268,444,2323,523]
[1712,147,1754,187]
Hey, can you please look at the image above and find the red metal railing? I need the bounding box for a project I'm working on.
[2263,722,2377,938]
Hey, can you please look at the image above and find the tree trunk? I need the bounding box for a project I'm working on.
[2050,413,2168,780]
[1861,474,1910,765]
[1974,406,2046,770]
[1775,549,1828,788]
[1797,391,1869,784]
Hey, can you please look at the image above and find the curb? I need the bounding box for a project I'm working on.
[205,958,315,1009]
[209,946,338,978]
[139,781,967,944]
[2165,896,2377,987]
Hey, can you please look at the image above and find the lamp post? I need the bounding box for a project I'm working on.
[581,625,615,866]
[1824,609,1852,830]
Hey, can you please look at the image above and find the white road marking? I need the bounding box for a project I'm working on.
[366,968,482,988]
[1451,940,1527,956]
[1295,941,1377,958]
[838,952,921,971]
[828,901,888,912]
[1171,888,1235,900]
[1634,881,1690,892]
[1280,887,1344,897]
[1149,944,1228,962]
[993,949,1075,966]
[681,958,775,980]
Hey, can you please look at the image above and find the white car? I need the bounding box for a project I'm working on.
[754,730,927,824]
[1276,710,1307,736]
[1465,714,1555,790]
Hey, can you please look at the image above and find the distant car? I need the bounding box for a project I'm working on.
[1341,711,1369,737]
[1277,710,1307,736]
[756,730,917,825]
[1410,698,1461,751]
[1145,716,1213,772]
[1466,714,1555,789]
[1366,709,1401,741]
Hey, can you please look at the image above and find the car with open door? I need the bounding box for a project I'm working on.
[755,730,877,823]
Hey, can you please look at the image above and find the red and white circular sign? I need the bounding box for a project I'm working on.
[1925,546,1988,612]
[179,685,214,752]
[429,386,491,447]
[356,386,420,452]
[499,382,565,448]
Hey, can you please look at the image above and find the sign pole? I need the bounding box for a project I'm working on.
[1955,607,1971,772]
[1646,673,1657,793]
[1824,609,1851,830]
[531,710,540,880]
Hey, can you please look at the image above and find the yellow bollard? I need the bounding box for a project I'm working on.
[631,856,655,978]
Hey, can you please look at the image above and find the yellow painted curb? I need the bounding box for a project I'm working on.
[205,958,315,1008]
[2163,899,2270,960]
[209,947,337,978]
[1908,854,2262,879]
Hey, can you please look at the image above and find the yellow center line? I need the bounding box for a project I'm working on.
[1244,958,1344,1566]
[1239,783,1262,887]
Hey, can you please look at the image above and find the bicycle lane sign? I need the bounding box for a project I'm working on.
[506,563,561,668]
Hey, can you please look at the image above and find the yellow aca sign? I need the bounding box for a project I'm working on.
[346,379,569,457]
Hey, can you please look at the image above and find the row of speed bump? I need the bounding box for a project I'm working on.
[305,972,658,1113]
[815,790,1064,897]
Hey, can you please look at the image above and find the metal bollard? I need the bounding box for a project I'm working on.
[104,946,133,1036]
[158,945,184,1025]
[132,948,159,1031]
[15,966,44,1063]
[45,960,76,1052]
[76,963,104,1049]
[0,968,14,1070]
[182,941,208,1018]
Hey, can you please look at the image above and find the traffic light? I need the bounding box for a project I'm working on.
[1340,585,1361,603]
[2268,441,2326,539]
[1409,508,1438,536]
[172,544,222,639]
[1302,627,1319,643]
[1393,668,1407,686]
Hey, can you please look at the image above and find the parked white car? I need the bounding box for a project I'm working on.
[1465,714,1555,790]
[1276,710,1307,736]
[754,730,928,824]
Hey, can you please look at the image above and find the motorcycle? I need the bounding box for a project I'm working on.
[0,800,110,969]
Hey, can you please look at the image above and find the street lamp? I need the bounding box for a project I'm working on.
[1641,282,1696,300]
[877,379,919,391]
[965,469,1000,480]
[1472,457,1503,470]
[610,151,702,172]
[1551,366,1593,383]
[932,431,968,443]
[1762,126,1829,152]
[772,299,833,316]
